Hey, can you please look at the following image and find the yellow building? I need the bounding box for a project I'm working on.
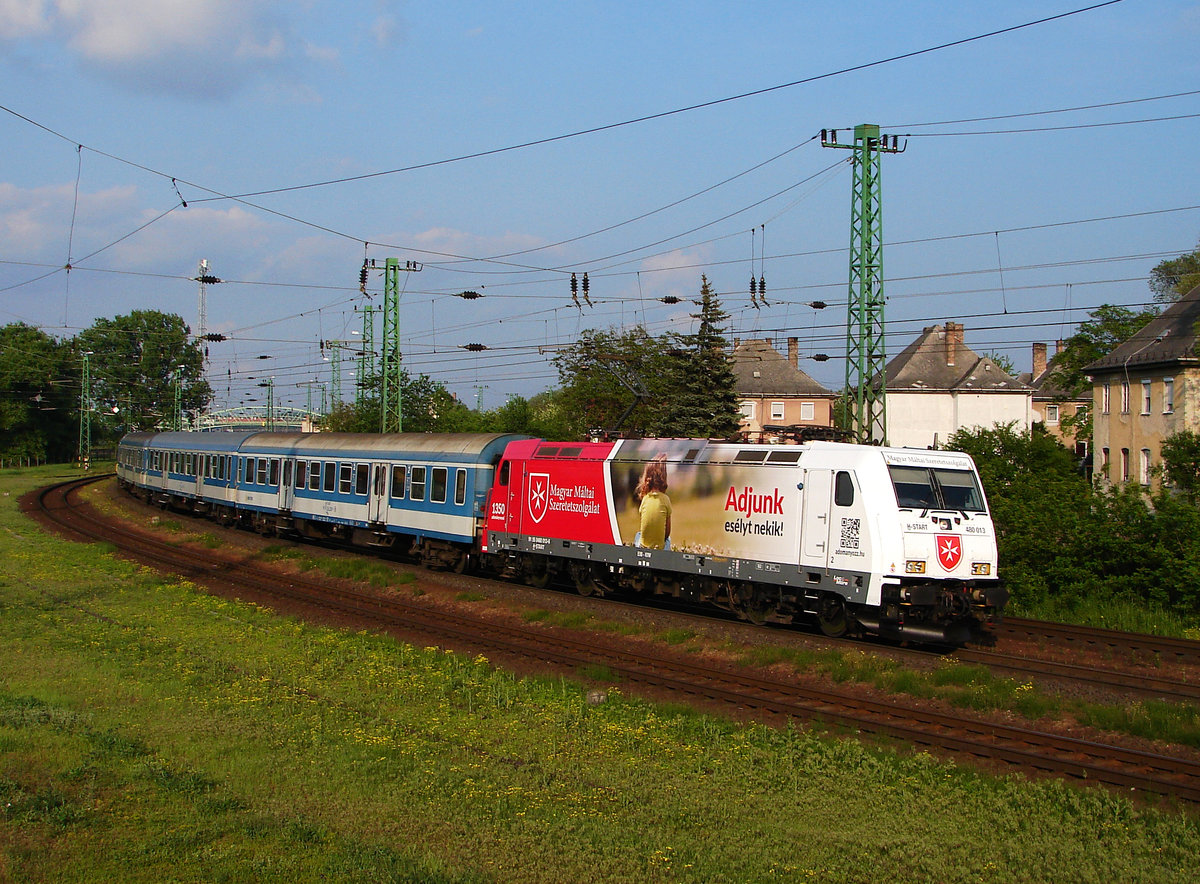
[1085,285,1200,487]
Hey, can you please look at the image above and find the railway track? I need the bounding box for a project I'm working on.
[995,617,1200,667]
[25,475,1200,805]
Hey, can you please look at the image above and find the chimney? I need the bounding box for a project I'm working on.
[1032,342,1048,379]
[787,337,799,368]
[945,321,963,366]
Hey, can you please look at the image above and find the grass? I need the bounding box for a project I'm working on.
[260,543,416,589]
[3,466,1200,882]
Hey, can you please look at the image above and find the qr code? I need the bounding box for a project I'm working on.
[840,517,861,549]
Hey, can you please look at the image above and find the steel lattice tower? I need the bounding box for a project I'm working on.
[822,124,904,444]
[380,258,402,433]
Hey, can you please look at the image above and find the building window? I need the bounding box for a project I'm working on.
[1120,381,1129,415]
[1101,448,1110,477]
[1045,404,1060,425]
[1120,448,1130,483]
[800,401,815,422]
[1140,449,1151,486]
[770,401,785,421]
[1164,377,1174,413]
[1141,379,1152,415]
[1102,383,1110,414]
[740,401,755,421]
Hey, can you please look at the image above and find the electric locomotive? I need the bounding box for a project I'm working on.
[482,437,1006,644]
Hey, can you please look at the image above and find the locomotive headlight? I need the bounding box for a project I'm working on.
[905,560,926,574]
[971,563,991,576]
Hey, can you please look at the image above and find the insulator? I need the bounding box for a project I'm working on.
[462,343,488,352]
[759,276,766,297]
[582,272,589,295]
[570,273,577,296]
[813,353,830,362]
[359,266,369,290]
[750,276,757,296]
[820,129,827,143]
[660,296,681,305]
[831,129,837,143]
[810,301,827,310]
[457,291,482,299]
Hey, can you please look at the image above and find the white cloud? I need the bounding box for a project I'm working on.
[0,0,52,39]
[0,0,337,100]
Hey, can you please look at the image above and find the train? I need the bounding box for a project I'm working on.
[116,430,1008,644]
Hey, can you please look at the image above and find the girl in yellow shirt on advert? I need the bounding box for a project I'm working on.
[636,455,671,550]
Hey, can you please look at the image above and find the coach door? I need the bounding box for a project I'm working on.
[799,468,833,569]
[368,463,389,524]
[278,458,296,511]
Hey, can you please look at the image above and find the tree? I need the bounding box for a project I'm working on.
[0,323,76,461]
[1149,240,1200,302]
[322,366,470,434]
[74,310,210,436]
[1046,304,1159,396]
[649,276,741,439]
[553,326,669,439]
[554,277,742,441]
[1160,430,1200,503]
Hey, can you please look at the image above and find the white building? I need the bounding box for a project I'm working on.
[881,322,1032,449]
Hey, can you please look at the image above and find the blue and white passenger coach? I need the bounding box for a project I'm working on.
[117,431,528,571]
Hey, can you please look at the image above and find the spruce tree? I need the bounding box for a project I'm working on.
[653,276,741,439]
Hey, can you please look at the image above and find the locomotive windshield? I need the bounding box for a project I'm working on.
[888,465,986,513]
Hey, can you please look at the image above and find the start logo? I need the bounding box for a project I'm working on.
[528,472,549,523]
[936,534,962,571]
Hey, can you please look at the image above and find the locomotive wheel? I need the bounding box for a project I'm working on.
[523,557,551,589]
[570,562,599,597]
[734,585,771,625]
[817,596,849,638]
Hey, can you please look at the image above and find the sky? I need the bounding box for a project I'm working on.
[2,0,1199,415]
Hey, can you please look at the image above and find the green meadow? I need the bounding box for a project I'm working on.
[2,466,1199,883]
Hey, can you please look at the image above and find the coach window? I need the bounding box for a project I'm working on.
[338,464,353,495]
[296,461,306,488]
[323,462,336,492]
[256,459,268,486]
[309,461,321,491]
[834,471,855,507]
[430,467,448,503]
[355,464,370,496]
[268,459,279,486]
[244,458,255,484]
[390,465,407,500]
[454,469,467,506]
[410,466,427,502]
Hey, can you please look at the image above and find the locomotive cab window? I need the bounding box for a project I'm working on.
[888,465,986,513]
[834,471,855,507]
[932,469,986,513]
[498,460,510,487]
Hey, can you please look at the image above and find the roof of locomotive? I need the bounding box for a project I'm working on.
[518,437,979,470]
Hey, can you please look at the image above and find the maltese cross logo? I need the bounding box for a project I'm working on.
[936,534,962,571]
[528,473,550,523]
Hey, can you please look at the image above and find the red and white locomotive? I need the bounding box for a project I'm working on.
[481,437,1006,643]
